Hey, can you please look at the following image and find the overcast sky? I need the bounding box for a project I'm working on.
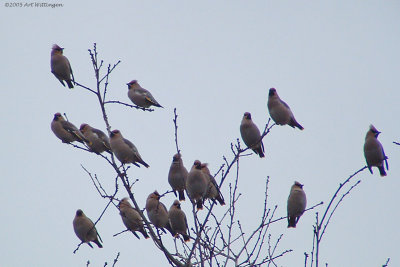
[1,1,400,266]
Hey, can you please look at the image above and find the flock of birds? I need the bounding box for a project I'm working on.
[50,44,389,249]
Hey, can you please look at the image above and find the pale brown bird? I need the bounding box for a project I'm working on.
[73,209,103,248]
[109,129,149,168]
[168,200,190,242]
[186,160,208,210]
[127,80,163,108]
[267,88,303,130]
[50,44,74,88]
[287,181,307,228]
[240,112,265,158]
[119,198,149,239]
[51,113,86,143]
[364,125,388,176]
[80,124,111,154]
[201,163,225,206]
[145,191,174,236]
[168,153,188,201]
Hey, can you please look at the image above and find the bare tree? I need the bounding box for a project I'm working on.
[54,44,378,266]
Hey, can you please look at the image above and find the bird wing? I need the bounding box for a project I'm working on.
[382,147,389,170]
[61,120,78,132]
[92,128,111,149]
[123,138,138,152]
[279,99,291,109]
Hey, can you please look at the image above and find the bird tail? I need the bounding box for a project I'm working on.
[287,217,297,228]
[139,160,150,168]
[182,233,190,242]
[132,231,140,239]
[178,190,185,201]
[94,239,103,248]
[216,195,225,206]
[255,142,265,158]
[145,96,163,108]
[367,165,373,174]
[290,118,304,130]
[66,80,74,89]
[140,229,150,239]
[378,166,387,177]
[196,200,203,210]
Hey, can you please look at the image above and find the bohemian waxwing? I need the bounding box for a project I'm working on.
[127,80,163,108]
[119,198,149,239]
[168,200,190,242]
[145,191,174,236]
[109,129,149,168]
[287,181,307,228]
[240,112,265,158]
[80,124,111,154]
[364,125,388,176]
[51,113,86,143]
[168,153,188,201]
[267,88,303,130]
[50,44,74,88]
[201,163,225,205]
[186,160,208,210]
[73,209,103,248]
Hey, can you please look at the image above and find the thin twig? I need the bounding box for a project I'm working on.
[104,100,154,111]
[173,108,180,154]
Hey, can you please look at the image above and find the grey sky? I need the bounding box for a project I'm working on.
[1,1,399,266]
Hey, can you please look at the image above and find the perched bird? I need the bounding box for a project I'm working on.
[168,153,188,201]
[127,80,163,109]
[50,44,74,88]
[267,88,303,130]
[80,124,111,154]
[109,129,149,168]
[51,113,86,143]
[145,191,174,236]
[201,163,225,205]
[168,200,190,242]
[119,198,149,239]
[73,209,103,248]
[240,112,265,158]
[186,160,208,210]
[364,125,388,176]
[287,181,307,228]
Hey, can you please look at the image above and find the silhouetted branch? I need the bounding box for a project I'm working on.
[382,257,390,267]
[104,100,154,112]
[309,166,367,267]
[173,108,180,154]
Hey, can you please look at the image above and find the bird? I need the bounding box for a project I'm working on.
[50,44,74,88]
[287,181,307,228]
[80,124,111,154]
[145,191,174,236]
[364,125,388,177]
[73,209,103,248]
[201,163,225,205]
[240,112,265,157]
[51,113,86,143]
[168,153,188,201]
[127,80,163,109]
[267,88,303,130]
[168,200,190,242]
[109,129,149,168]
[186,160,208,210]
[119,198,149,239]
